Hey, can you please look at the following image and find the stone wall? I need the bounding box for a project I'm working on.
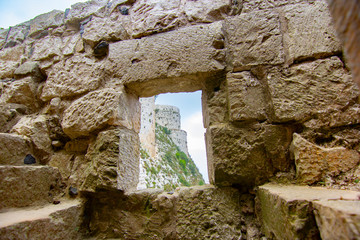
[1,0,360,239]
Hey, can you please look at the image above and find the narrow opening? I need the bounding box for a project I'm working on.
[137,91,208,191]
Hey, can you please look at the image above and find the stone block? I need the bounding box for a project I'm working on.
[227,71,266,122]
[29,10,64,38]
[257,183,360,240]
[282,1,342,63]
[0,103,27,133]
[223,9,285,71]
[31,36,62,61]
[206,123,292,188]
[0,44,25,62]
[0,200,83,240]
[4,25,29,48]
[65,0,109,25]
[41,55,105,101]
[0,166,62,210]
[313,200,360,240]
[62,88,140,139]
[81,128,140,192]
[107,22,225,97]
[14,61,45,80]
[0,61,19,79]
[267,57,359,122]
[130,0,183,38]
[61,34,81,56]
[291,133,360,184]
[0,133,33,165]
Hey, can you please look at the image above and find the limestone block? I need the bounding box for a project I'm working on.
[291,133,360,184]
[0,44,25,62]
[0,61,19,79]
[68,156,88,190]
[81,128,140,192]
[0,133,32,165]
[182,0,233,23]
[227,71,266,122]
[0,77,40,112]
[0,166,62,210]
[4,25,29,47]
[107,22,225,97]
[0,29,8,48]
[283,1,342,63]
[82,14,130,47]
[65,0,109,25]
[206,123,292,187]
[267,57,359,122]
[313,200,360,240]
[242,0,310,13]
[31,36,62,61]
[48,151,74,182]
[0,200,83,240]
[257,184,360,239]
[62,88,140,139]
[62,34,81,56]
[223,9,285,71]
[29,10,64,38]
[0,103,27,133]
[130,0,183,38]
[202,75,228,128]
[41,55,105,101]
[11,115,53,162]
[14,61,45,80]
[176,185,242,239]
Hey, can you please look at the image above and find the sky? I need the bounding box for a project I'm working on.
[156,91,209,183]
[0,0,87,29]
[0,0,210,183]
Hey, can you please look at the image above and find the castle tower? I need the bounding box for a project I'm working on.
[139,97,156,158]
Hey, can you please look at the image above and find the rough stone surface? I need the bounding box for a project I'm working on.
[183,0,234,23]
[242,0,310,13]
[227,71,266,122]
[283,1,342,63]
[267,57,359,122]
[4,25,29,48]
[81,128,140,192]
[257,183,360,240]
[62,88,140,139]
[0,166,62,210]
[11,115,53,163]
[48,151,74,183]
[14,61,45,80]
[41,55,105,101]
[31,36,62,61]
[0,133,33,165]
[61,34,82,56]
[65,0,108,25]
[0,44,25,62]
[0,200,83,240]
[291,133,360,184]
[0,103,27,133]
[0,61,19,79]
[206,123,293,187]
[29,10,64,38]
[107,22,225,97]
[313,200,360,240]
[223,9,285,71]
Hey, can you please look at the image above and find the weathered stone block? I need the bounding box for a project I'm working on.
[206,123,292,187]
[223,9,285,71]
[107,22,225,97]
[0,133,32,165]
[62,88,140,139]
[14,61,45,80]
[242,0,311,13]
[61,34,81,56]
[0,166,62,210]
[65,0,108,25]
[257,183,360,240]
[41,55,105,101]
[81,128,139,192]
[313,200,360,240]
[31,36,62,61]
[29,10,64,38]
[0,44,25,62]
[227,71,266,122]
[282,1,342,63]
[0,61,19,79]
[267,57,359,122]
[183,0,234,23]
[4,25,29,48]
[291,133,360,184]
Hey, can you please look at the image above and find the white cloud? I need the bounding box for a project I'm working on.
[182,111,209,183]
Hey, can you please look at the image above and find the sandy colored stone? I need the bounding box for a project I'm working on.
[4,25,29,48]
[61,34,81,56]
[28,10,64,38]
[0,133,33,165]
[82,14,130,47]
[267,57,359,122]
[14,61,45,80]
[291,133,360,184]
[11,115,53,163]
[206,122,292,187]
[176,185,242,239]
[41,55,105,101]
[0,61,19,79]
[0,44,25,62]
[130,0,183,38]
[62,88,140,139]
[107,22,225,97]
[65,0,108,25]
[48,151,74,182]
[31,36,62,61]
[257,183,360,240]
[227,71,266,122]
[282,1,342,63]
[0,166,62,210]
[223,9,285,71]
[0,200,83,240]
[0,77,40,112]
[81,128,140,192]
[313,200,360,240]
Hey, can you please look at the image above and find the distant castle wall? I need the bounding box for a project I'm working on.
[139,97,156,158]
[155,105,181,130]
